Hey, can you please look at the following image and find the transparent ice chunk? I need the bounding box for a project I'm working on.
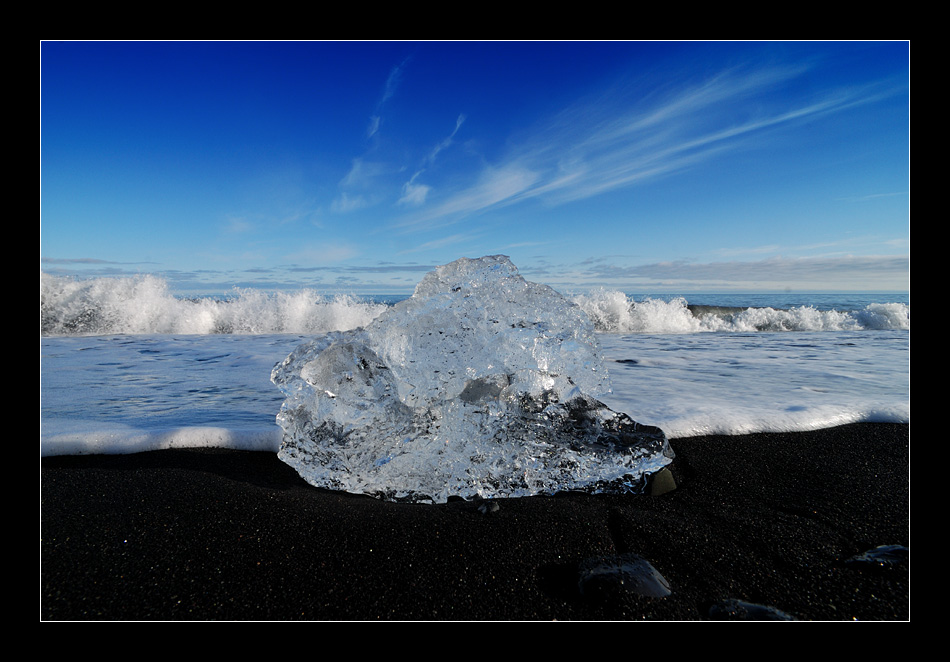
[272,255,673,503]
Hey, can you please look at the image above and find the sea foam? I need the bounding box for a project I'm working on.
[41,272,910,337]
[572,288,909,334]
[39,269,909,457]
[40,272,388,336]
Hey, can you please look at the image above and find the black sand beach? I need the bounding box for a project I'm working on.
[41,422,909,621]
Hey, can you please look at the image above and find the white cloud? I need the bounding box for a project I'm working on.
[285,242,359,265]
[331,192,368,213]
[396,114,467,208]
[398,232,483,255]
[426,113,465,164]
[367,57,411,139]
[838,191,909,203]
[398,163,541,231]
[398,174,431,206]
[366,115,381,139]
[582,254,909,291]
[395,62,905,230]
[334,159,394,212]
[380,58,409,105]
[339,158,388,189]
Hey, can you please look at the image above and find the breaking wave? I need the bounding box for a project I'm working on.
[40,273,389,336]
[40,273,909,337]
[571,289,909,334]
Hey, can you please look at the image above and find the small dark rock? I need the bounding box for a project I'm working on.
[477,500,500,515]
[846,544,909,568]
[648,467,677,495]
[577,552,671,600]
[707,599,796,621]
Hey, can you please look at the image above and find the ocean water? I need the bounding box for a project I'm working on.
[39,272,909,457]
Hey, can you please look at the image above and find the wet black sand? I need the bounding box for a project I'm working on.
[41,422,909,621]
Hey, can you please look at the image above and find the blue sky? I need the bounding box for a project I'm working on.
[40,41,909,295]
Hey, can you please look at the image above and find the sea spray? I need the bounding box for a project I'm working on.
[39,268,909,456]
[40,272,388,336]
[41,272,909,337]
[570,288,909,334]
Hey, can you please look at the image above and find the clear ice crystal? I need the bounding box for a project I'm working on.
[271,255,673,503]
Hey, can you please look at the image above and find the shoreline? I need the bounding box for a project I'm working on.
[41,422,909,621]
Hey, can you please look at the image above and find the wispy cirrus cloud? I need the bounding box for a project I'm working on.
[837,191,909,203]
[334,58,414,213]
[580,254,909,291]
[398,173,431,207]
[397,231,485,255]
[396,62,905,232]
[284,242,359,265]
[397,162,542,230]
[367,57,411,139]
[333,158,397,212]
[398,113,467,207]
[710,235,910,260]
[41,257,131,265]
